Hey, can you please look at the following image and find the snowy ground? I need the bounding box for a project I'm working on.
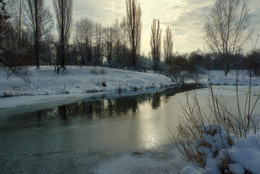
[198,70,260,86]
[1,67,260,110]
[0,66,173,109]
[184,128,260,174]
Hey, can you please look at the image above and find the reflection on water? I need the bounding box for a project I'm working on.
[27,85,198,121]
[55,97,140,120]
[0,85,199,174]
[0,85,200,133]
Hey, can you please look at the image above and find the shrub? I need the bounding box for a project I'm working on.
[174,82,260,173]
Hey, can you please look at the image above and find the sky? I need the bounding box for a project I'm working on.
[46,0,260,55]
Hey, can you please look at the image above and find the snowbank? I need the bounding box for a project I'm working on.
[184,125,260,174]
[198,70,260,86]
[0,66,173,109]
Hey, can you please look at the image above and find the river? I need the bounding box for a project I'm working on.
[0,85,259,174]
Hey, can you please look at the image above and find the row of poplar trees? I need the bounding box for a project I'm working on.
[150,19,173,73]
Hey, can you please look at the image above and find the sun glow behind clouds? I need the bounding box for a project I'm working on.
[140,0,213,54]
[46,0,260,54]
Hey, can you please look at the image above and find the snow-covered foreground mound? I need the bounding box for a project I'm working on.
[184,125,260,174]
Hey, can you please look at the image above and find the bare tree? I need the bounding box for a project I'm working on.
[103,26,116,65]
[0,1,28,80]
[5,0,34,57]
[246,35,260,76]
[120,16,129,50]
[119,16,130,67]
[125,0,142,68]
[204,0,252,75]
[5,0,23,44]
[150,19,161,72]
[74,18,94,65]
[164,26,173,64]
[94,22,103,66]
[53,0,73,71]
[114,19,131,68]
[0,0,11,66]
[17,0,22,42]
[74,21,84,65]
[113,20,121,68]
[0,0,9,38]
[11,0,23,43]
[25,0,53,69]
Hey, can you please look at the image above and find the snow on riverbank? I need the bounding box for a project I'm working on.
[1,67,260,111]
[0,66,173,109]
[198,70,260,86]
[1,67,259,173]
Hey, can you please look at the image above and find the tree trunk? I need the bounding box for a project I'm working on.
[35,0,40,69]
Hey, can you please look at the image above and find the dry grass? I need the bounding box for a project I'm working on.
[173,74,260,171]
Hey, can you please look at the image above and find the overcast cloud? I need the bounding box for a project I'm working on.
[46,0,260,54]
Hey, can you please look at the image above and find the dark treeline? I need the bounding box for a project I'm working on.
[0,0,259,79]
[165,50,260,81]
[73,17,132,68]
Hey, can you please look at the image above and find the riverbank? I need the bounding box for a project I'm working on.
[0,66,174,109]
[188,70,260,86]
[1,67,259,110]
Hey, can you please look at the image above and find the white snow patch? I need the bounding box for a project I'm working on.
[185,125,260,174]
[0,66,173,110]
[199,70,260,86]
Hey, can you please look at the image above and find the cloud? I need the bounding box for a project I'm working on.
[46,0,260,53]
[160,0,260,53]
[72,0,125,26]
[158,0,212,53]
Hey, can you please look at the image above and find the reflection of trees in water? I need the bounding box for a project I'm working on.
[57,105,67,120]
[51,93,167,120]
[1,86,200,129]
[40,85,200,120]
[37,111,42,121]
[82,102,93,119]
[151,93,161,109]
[52,95,150,119]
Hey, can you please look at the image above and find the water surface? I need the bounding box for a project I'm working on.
[1,85,259,174]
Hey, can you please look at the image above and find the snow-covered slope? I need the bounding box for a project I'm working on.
[0,66,173,98]
[1,67,259,110]
[0,66,173,109]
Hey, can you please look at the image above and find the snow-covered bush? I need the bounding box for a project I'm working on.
[196,125,234,163]
[174,85,260,174]
[184,125,260,174]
